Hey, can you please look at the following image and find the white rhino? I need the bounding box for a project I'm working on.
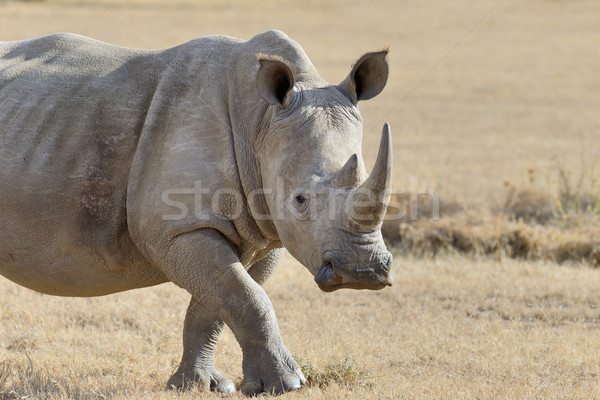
[0,30,393,395]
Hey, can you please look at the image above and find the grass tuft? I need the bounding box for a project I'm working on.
[294,356,374,391]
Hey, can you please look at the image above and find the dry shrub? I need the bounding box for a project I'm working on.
[294,356,373,391]
[502,164,599,225]
[382,192,462,246]
[383,166,600,266]
[503,179,599,227]
[554,154,600,215]
[503,180,556,224]
[388,213,600,266]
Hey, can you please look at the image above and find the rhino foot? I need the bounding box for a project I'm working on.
[241,346,306,396]
[167,367,235,394]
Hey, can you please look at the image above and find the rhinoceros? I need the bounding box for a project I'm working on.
[0,30,393,395]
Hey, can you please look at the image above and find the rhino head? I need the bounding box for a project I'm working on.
[255,50,393,292]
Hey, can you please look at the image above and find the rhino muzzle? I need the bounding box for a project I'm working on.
[314,253,394,292]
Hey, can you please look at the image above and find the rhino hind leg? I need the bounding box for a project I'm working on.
[247,248,284,285]
[167,297,235,394]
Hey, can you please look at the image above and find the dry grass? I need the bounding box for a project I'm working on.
[386,214,600,265]
[382,167,600,265]
[2,0,600,398]
[2,253,600,399]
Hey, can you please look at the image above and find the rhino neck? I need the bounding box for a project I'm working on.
[230,118,279,242]
[227,58,279,242]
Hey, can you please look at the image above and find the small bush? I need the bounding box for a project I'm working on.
[503,180,556,224]
[294,356,373,390]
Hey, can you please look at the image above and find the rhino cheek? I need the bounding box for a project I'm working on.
[273,221,320,274]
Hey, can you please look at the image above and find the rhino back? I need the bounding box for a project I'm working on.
[0,34,168,295]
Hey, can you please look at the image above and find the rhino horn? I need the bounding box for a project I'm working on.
[331,154,361,189]
[351,123,393,228]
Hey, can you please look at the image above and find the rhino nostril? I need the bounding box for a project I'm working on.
[314,263,335,286]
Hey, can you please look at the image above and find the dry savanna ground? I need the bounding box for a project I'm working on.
[1,0,599,399]
[2,255,600,399]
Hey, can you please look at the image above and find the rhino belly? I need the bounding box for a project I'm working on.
[0,171,152,296]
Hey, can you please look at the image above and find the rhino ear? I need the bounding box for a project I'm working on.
[256,57,295,106]
[340,49,389,102]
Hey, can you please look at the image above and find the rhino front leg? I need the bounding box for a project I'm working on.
[167,297,235,393]
[153,229,304,395]
[166,250,283,393]
[241,247,304,395]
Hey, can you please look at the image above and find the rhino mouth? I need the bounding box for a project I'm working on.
[314,263,343,292]
[314,262,393,292]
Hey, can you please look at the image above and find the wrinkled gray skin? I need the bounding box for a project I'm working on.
[0,30,393,395]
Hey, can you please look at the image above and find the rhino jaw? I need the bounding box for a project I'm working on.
[314,260,394,293]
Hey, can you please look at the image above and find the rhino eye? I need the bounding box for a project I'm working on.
[293,194,309,212]
[292,193,310,218]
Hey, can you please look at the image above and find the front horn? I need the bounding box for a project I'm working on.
[351,122,393,229]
